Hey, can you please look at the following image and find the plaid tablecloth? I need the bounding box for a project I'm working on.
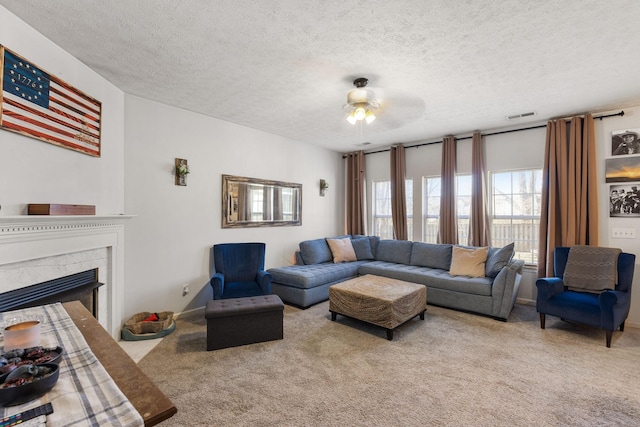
[0,303,144,426]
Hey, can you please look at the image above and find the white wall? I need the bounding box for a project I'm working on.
[596,107,640,326]
[123,95,344,318]
[0,7,125,216]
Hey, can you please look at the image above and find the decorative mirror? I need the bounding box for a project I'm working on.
[222,175,302,228]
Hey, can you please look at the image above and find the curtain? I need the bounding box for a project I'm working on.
[346,151,367,235]
[390,145,408,240]
[238,184,248,221]
[439,136,458,244]
[469,131,491,246]
[263,186,273,220]
[538,114,598,277]
[273,186,283,220]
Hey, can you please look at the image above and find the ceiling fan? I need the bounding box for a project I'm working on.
[344,77,381,125]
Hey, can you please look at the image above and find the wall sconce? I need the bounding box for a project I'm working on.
[320,179,329,196]
[175,158,189,186]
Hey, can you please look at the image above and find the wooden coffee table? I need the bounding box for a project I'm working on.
[329,275,427,340]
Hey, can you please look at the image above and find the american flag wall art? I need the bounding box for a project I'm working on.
[0,46,102,157]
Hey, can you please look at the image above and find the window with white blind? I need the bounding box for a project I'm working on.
[490,169,542,264]
[422,175,470,244]
[373,180,413,239]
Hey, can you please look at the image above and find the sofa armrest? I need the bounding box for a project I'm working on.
[210,272,225,299]
[506,259,524,274]
[490,259,524,319]
[257,270,273,294]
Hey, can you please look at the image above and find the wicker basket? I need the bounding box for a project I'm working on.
[123,311,174,335]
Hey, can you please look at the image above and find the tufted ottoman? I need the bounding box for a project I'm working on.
[205,294,284,350]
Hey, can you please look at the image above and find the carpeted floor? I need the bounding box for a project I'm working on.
[138,301,640,426]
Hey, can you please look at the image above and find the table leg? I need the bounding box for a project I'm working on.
[331,311,337,321]
[386,329,393,340]
[419,310,425,320]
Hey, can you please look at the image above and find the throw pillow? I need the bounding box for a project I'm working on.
[485,243,515,278]
[449,246,489,278]
[326,237,357,263]
[299,238,333,265]
[351,237,374,260]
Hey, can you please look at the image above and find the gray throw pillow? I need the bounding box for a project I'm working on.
[351,237,374,260]
[410,242,453,270]
[376,240,413,264]
[485,243,515,278]
[299,238,332,265]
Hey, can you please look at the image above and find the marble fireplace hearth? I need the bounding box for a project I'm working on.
[0,215,133,339]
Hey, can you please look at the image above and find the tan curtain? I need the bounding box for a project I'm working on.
[439,136,458,244]
[390,145,408,240]
[273,186,283,220]
[263,186,273,220]
[238,184,248,220]
[538,114,598,277]
[346,151,366,235]
[469,131,491,246]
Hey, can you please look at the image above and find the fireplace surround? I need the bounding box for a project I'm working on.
[0,215,133,338]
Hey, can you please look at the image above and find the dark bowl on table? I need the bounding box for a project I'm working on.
[0,346,64,368]
[0,363,59,407]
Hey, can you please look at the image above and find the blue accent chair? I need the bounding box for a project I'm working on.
[536,246,635,347]
[210,243,272,300]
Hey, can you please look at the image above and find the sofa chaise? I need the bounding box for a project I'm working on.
[267,235,524,320]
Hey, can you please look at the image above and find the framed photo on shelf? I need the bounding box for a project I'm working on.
[609,183,640,217]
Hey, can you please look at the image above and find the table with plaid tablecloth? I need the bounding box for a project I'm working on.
[0,302,144,426]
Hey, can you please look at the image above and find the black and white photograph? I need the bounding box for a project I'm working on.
[610,183,640,217]
[611,128,640,156]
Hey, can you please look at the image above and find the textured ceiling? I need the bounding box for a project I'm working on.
[3,0,640,153]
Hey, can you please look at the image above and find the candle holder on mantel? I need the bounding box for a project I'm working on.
[175,158,189,186]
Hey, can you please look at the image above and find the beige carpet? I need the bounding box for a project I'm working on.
[138,301,640,426]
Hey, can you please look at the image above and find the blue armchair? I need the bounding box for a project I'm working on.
[536,246,635,347]
[210,243,272,300]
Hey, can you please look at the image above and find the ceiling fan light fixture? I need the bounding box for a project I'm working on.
[365,111,376,124]
[344,77,380,125]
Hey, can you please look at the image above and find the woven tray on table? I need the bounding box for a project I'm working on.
[121,311,175,341]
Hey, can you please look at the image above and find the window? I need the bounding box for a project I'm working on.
[422,177,440,243]
[373,180,413,239]
[490,169,542,264]
[456,175,471,244]
[422,175,471,244]
[249,185,264,221]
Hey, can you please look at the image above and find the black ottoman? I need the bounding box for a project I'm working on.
[205,294,284,350]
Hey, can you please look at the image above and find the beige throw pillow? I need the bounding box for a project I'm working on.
[326,237,357,263]
[449,246,489,278]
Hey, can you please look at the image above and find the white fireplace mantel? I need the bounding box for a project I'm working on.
[0,215,134,339]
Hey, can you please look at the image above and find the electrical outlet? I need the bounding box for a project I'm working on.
[611,228,636,239]
[182,284,190,296]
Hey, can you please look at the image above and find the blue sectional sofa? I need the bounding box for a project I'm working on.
[267,235,524,320]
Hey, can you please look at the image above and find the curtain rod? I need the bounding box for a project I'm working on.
[344,110,625,157]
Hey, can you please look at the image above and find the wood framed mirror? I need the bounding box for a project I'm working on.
[222,175,302,228]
